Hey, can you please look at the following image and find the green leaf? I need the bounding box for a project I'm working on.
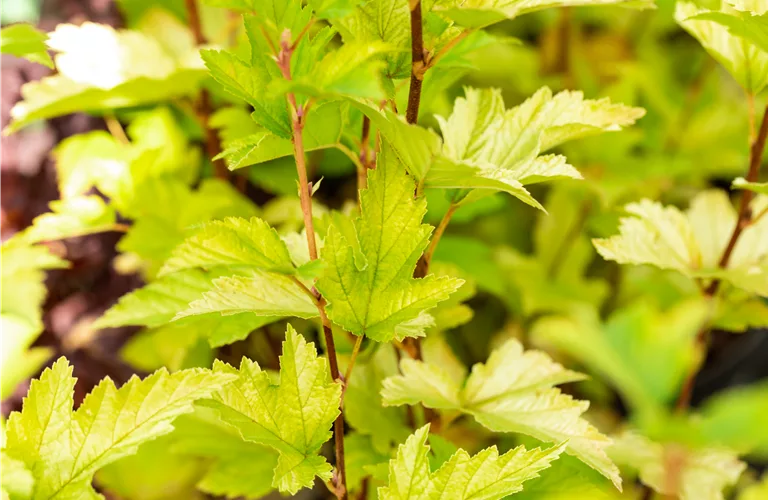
[159,217,296,276]
[513,454,621,499]
[531,300,707,416]
[433,0,655,29]
[216,100,348,170]
[96,269,231,328]
[1,242,67,399]
[382,338,622,489]
[610,432,745,500]
[116,178,258,276]
[331,0,411,80]
[733,176,768,195]
[677,0,768,93]
[344,346,411,453]
[309,0,360,19]
[699,382,768,455]
[279,41,391,100]
[316,143,464,341]
[201,49,290,138]
[170,413,280,499]
[174,271,318,320]
[0,24,53,68]
[593,190,768,296]
[2,451,35,500]
[95,434,207,500]
[3,358,234,500]
[19,196,117,244]
[204,324,342,494]
[379,424,566,500]
[7,20,205,131]
[430,87,643,208]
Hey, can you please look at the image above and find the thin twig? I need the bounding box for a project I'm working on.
[406,0,425,124]
[276,27,347,500]
[675,103,768,410]
[426,30,471,70]
[416,203,457,278]
[184,0,228,180]
[104,115,129,144]
[343,335,365,388]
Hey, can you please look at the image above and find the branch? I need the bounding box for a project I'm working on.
[184,0,228,180]
[675,102,768,411]
[406,0,425,124]
[276,28,347,500]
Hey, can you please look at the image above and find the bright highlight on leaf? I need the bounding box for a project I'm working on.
[19,196,117,244]
[317,143,464,341]
[593,190,768,296]
[379,424,566,500]
[382,338,622,489]
[8,15,205,131]
[676,0,768,93]
[203,324,342,494]
[1,358,234,500]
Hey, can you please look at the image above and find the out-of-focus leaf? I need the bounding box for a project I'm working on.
[0,23,53,67]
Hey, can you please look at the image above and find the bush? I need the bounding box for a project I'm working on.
[1,0,767,498]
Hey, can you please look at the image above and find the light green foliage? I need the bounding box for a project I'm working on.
[19,196,117,244]
[431,87,643,208]
[433,0,655,28]
[215,101,349,169]
[495,186,607,317]
[1,358,234,500]
[698,382,768,455]
[359,87,643,209]
[174,271,318,319]
[532,300,707,415]
[8,13,206,131]
[204,325,342,494]
[594,190,768,296]
[0,24,53,68]
[96,413,279,500]
[382,338,622,489]
[676,0,768,93]
[317,144,464,341]
[331,0,412,80]
[344,346,411,452]
[0,243,67,399]
[610,432,745,500]
[159,217,296,276]
[379,424,566,500]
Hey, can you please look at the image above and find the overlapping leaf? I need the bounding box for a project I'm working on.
[18,196,117,244]
[8,15,205,131]
[677,0,768,93]
[203,325,342,494]
[433,0,655,29]
[593,190,768,296]
[0,242,67,398]
[159,217,296,276]
[316,143,464,341]
[532,300,707,415]
[379,424,566,500]
[0,24,53,68]
[382,338,622,489]
[610,432,745,500]
[2,358,234,499]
